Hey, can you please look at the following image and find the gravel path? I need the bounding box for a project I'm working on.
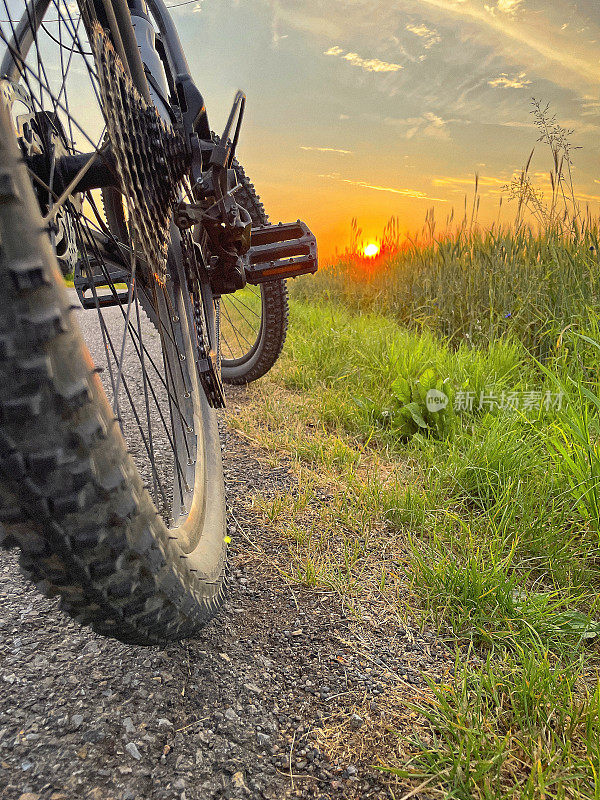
[0,300,452,800]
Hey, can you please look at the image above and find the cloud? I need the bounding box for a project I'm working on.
[321,173,446,201]
[493,120,534,128]
[417,0,600,93]
[433,175,507,188]
[488,72,531,88]
[324,46,403,73]
[265,0,600,96]
[300,146,352,155]
[385,111,455,139]
[576,191,600,204]
[484,0,523,16]
[581,98,600,117]
[498,0,523,12]
[432,173,515,196]
[406,22,441,49]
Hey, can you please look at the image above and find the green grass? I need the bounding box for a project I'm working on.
[391,647,600,800]
[228,282,600,797]
[293,226,600,361]
[232,106,600,792]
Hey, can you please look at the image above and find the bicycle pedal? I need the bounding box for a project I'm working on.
[245,220,318,284]
[74,258,131,310]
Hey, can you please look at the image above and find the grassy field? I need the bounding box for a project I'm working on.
[227,225,600,798]
[294,224,600,361]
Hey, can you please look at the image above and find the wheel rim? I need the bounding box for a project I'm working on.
[0,0,207,535]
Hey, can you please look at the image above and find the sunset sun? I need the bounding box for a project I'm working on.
[363,242,380,257]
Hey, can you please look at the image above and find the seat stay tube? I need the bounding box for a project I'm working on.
[143,0,190,78]
[144,0,211,137]
[0,0,52,82]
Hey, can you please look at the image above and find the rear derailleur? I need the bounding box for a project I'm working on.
[174,92,318,297]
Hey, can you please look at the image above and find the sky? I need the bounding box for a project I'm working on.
[163,0,600,258]
[6,0,600,258]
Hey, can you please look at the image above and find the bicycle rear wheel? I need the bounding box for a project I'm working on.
[0,0,227,645]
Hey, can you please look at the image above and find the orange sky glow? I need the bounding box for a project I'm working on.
[135,2,600,258]
[153,0,600,260]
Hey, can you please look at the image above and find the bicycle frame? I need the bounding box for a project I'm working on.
[1,0,211,140]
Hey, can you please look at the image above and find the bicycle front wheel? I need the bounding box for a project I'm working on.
[0,0,227,645]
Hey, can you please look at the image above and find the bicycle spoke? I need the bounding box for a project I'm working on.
[134,280,159,505]
[228,289,262,319]
[221,302,246,354]
[0,0,210,527]
[225,293,261,330]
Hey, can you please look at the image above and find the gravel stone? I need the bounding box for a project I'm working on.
[125,742,142,761]
[123,717,136,735]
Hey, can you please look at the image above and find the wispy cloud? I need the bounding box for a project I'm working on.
[484,0,524,16]
[432,174,511,195]
[301,146,352,155]
[433,175,507,188]
[581,97,600,117]
[324,46,403,73]
[321,173,447,201]
[488,72,532,88]
[272,30,288,45]
[576,191,600,204]
[417,0,599,92]
[492,120,534,128]
[385,111,455,140]
[266,0,600,96]
[406,22,441,49]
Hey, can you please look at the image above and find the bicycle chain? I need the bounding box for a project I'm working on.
[182,234,225,409]
[90,21,224,408]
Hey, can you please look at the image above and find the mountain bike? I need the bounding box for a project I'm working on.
[0,0,317,645]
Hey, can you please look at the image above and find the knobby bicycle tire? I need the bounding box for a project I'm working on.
[0,0,227,645]
[219,159,289,384]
